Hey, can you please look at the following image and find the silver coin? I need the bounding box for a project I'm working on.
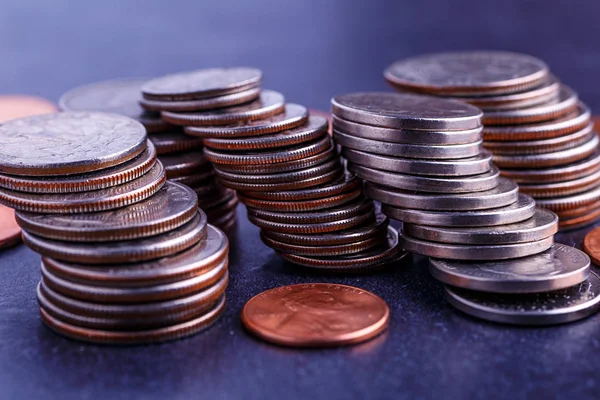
[342,148,493,177]
[431,243,589,293]
[400,229,553,260]
[382,193,535,226]
[331,92,482,130]
[332,115,482,145]
[139,86,261,112]
[536,183,600,212]
[334,130,483,159]
[348,163,499,193]
[404,208,558,244]
[518,168,600,199]
[444,271,600,325]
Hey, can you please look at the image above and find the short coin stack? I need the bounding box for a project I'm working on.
[0,112,228,344]
[59,78,238,231]
[332,91,600,325]
[384,51,600,230]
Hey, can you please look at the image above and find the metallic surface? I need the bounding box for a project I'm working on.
[139,86,261,112]
[0,204,21,249]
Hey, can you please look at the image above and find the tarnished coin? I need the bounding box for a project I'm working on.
[139,87,261,112]
[242,173,360,201]
[260,231,381,257]
[0,112,147,176]
[583,226,600,266]
[248,199,372,225]
[0,205,21,249]
[238,188,362,212]
[518,169,600,198]
[431,243,589,293]
[331,92,482,130]
[384,51,548,95]
[241,283,389,347]
[348,163,500,193]
[382,193,536,227]
[161,150,210,179]
[161,90,284,126]
[149,130,204,155]
[535,184,600,212]
[444,271,600,325]
[0,95,57,122]
[15,182,198,242]
[248,209,374,234]
[141,67,262,101]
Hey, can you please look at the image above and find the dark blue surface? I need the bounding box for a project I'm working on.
[1,1,600,399]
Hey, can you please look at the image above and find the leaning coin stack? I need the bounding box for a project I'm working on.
[332,91,600,325]
[139,68,405,271]
[59,78,238,231]
[384,51,600,230]
[0,112,229,344]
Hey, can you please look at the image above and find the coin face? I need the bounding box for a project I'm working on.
[241,283,389,347]
[0,112,147,176]
[0,95,57,123]
[0,204,21,249]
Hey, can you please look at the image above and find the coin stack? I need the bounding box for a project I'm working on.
[59,78,238,231]
[138,68,405,271]
[332,91,599,324]
[384,51,600,231]
[0,112,229,344]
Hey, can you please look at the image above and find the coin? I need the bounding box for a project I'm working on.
[139,86,261,112]
[248,198,372,224]
[430,243,589,293]
[218,166,343,192]
[141,67,262,101]
[583,226,600,267]
[243,173,360,201]
[0,205,21,249]
[238,187,362,212]
[331,92,482,130]
[170,170,214,187]
[384,51,548,95]
[518,169,600,198]
[241,283,389,347]
[558,205,600,231]
[0,95,57,122]
[160,150,210,178]
[500,150,600,183]
[382,193,535,227]
[248,209,374,234]
[535,184,600,212]
[0,162,166,213]
[260,231,381,257]
[149,130,204,154]
[161,90,284,126]
[15,182,198,241]
[199,188,237,211]
[0,112,147,176]
[444,271,600,325]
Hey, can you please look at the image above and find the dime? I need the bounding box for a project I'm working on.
[241,283,389,347]
[160,150,210,178]
[161,90,284,126]
[141,67,262,101]
[382,193,535,227]
[139,87,261,112]
[243,173,360,201]
[0,204,21,249]
[518,169,600,198]
[149,130,204,155]
[444,271,600,325]
[260,231,381,257]
[535,184,600,212]
[218,166,343,192]
[0,112,147,176]
[583,226,600,266]
[15,182,198,241]
[500,150,600,183]
[248,209,374,234]
[0,95,57,122]
[247,198,372,224]
[238,187,362,212]
[331,92,482,130]
[384,51,548,95]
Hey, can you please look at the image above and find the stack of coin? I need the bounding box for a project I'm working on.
[0,112,228,344]
[58,78,237,231]
[384,51,600,230]
[332,91,599,324]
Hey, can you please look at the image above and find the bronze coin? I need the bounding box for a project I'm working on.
[535,184,600,212]
[243,173,360,201]
[519,169,600,198]
[0,95,57,123]
[583,226,600,266]
[260,230,382,257]
[149,130,204,155]
[248,209,374,235]
[139,86,261,112]
[15,181,198,242]
[241,283,389,347]
[0,204,21,249]
[161,149,210,178]
[161,90,285,126]
[238,187,362,212]
[0,162,166,213]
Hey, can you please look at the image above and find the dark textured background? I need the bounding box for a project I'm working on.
[1,1,600,399]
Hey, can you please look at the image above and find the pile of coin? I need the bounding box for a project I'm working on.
[0,112,228,344]
[59,78,238,231]
[384,51,600,230]
[332,91,600,324]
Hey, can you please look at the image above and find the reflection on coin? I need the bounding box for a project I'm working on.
[0,95,57,123]
[0,204,21,249]
[139,87,261,112]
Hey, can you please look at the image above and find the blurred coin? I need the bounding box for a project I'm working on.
[248,198,372,224]
[243,173,360,201]
[218,166,343,192]
[160,149,210,178]
[518,169,600,198]
[261,231,381,257]
[139,87,261,112]
[248,209,374,234]
[558,205,600,231]
[0,204,21,249]
[170,170,214,187]
[0,95,57,122]
[238,187,362,212]
[149,130,204,154]
[500,150,600,183]
[535,184,600,212]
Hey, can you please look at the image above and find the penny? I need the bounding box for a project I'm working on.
[238,188,362,212]
[382,193,535,227]
[248,209,374,234]
[141,67,262,101]
[384,51,548,95]
[0,205,21,249]
[160,150,210,178]
[331,92,482,130]
[0,140,157,194]
[241,283,389,347]
[161,90,285,126]
[0,162,166,213]
[535,184,600,212]
[430,243,589,293]
[248,199,373,225]
[260,231,381,257]
[334,130,483,159]
[0,112,147,176]
[149,130,204,155]
[348,163,500,193]
[444,271,600,325]
[15,182,198,241]
[342,148,493,177]
[558,205,600,231]
[139,86,261,112]
[518,169,600,198]
[184,103,308,138]
[243,173,360,201]
[583,226,600,266]
[0,95,57,122]
[218,166,343,192]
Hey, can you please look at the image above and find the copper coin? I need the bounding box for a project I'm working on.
[559,206,600,231]
[161,90,284,126]
[0,112,147,176]
[15,181,198,242]
[139,86,261,112]
[0,95,57,123]
[238,188,362,212]
[218,166,343,192]
[536,184,600,212]
[149,130,204,155]
[554,200,600,219]
[248,209,374,235]
[241,283,389,347]
[184,104,308,138]
[519,169,600,198]
[260,231,382,257]
[0,162,166,213]
[583,226,600,266]
[0,204,21,249]
[161,150,210,178]
[244,173,360,201]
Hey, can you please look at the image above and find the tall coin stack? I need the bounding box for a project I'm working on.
[140,68,405,271]
[0,112,229,344]
[384,51,600,230]
[332,92,600,325]
[59,79,238,231]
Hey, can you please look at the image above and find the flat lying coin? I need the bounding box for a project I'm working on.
[444,271,600,325]
[500,150,600,183]
[139,87,261,112]
[0,95,57,122]
[149,130,204,154]
[0,205,21,249]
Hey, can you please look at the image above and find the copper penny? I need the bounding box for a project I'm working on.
[139,86,261,112]
[149,130,204,155]
[0,95,57,123]
[0,204,21,249]
[241,283,389,347]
